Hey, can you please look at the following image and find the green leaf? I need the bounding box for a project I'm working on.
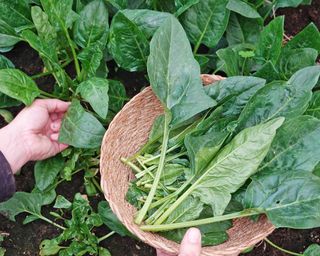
[108,11,149,71]
[255,16,284,65]
[257,116,320,177]
[76,77,109,119]
[40,0,78,31]
[108,79,127,113]
[40,239,63,256]
[180,0,230,49]
[0,0,33,30]
[73,0,109,48]
[35,155,65,191]
[99,247,111,256]
[174,0,199,17]
[285,23,320,53]
[147,16,215,126]
[78,43,104,79]
[54,195,72,209]
[59,99,106,148]
[0,109,13,123]
[226,0,261,19]
[278,48,318,80]
[0,69,40,105]
[98,201,133,237]
[253,61,281,82]
[0,19,21,49]
[0,54,14,69]
[190,117,284,215]
[31,6,57,45]
[0,93,21,108]
[120,9,172,39]
[237,66,320,129]
[226,13,262,45]
[275,0,308,9]
[166,196,203,223]
[161,164,189,185]
[0,192,46,221]
[216,46,241,76]
[304,244,320,256]
[306,91,320,119]
[21,30,69,88]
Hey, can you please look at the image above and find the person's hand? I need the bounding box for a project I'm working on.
[0,99,70,174]
[157,228,202,256]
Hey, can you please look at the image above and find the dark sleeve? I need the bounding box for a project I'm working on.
[0,151,16,202]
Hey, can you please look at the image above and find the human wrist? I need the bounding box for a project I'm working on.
[0,124,30,174]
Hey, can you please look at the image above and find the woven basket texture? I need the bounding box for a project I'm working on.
[100,74,275,256]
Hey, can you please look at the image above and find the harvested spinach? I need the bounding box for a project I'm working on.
[123,16,320,246]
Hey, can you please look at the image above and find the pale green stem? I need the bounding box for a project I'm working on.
[121,158,143,173]
[98,231,116,243]
[135,112,171,224]
[141,209,262,232]
[264,238,303,256]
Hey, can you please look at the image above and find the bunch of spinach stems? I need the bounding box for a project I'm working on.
[122,16,320,247]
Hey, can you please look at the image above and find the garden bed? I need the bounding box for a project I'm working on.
[0,1,320,255]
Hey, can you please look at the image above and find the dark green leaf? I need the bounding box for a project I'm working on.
[59,99,106,148]
[0,69,40,105]
[73,0,109,48]
[226,13,262,45]
[306,91,320,119]
[108,11,149,71]
[216,46,241,76]
[76,77,109,119]
[275,0,307,9]
[226,0,261,19]
[0,19,21,49]
[285,23,320,53]
[255,16,284,65]
[278,48,318,80]
[147,16,215,126]
[78,43,104,79]
[180,0,230,49]
[121,9,172,39]
[190,117,284,216]
[108,79,127,113]
[0,192,46,221]
[98,201,133,237]
[253,61,281,82]
[174,0,199,17]
[35,155,65,191]
[304,244,320,256]
[54,195,72,209]
[237,66,320,129]
[0,54,14,69]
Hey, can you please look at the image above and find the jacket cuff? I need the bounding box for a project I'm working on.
[0,151,16,202]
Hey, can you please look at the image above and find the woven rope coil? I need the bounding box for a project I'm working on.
[100,74,275,256]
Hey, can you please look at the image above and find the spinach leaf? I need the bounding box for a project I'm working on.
[108,79,127,113]
[226,0,261,19]
[59,99,106,148]
[147,16,216,126]
[35,155,65,191]
[120,9,172,38]
[76,77,109,119]
[180,0,230,51]
[0,20,21,49]
[98,201,133,237]
[174,0,199,17]
[73,0,109,48]
[0,109,13,123]
[108,11,149,71]
[255,16,284,65]
[285,23,320,53]
[0,68,40,105]
[226,13,262,45]
[278,48,318,80]
[244,172,320,229]
[304,244,320,256]
[305,91,320,119]
[253,61,281,82]
[0,54,14,69]
[237,66,320,130]
[78,43,104,79]
[54,195,72,209]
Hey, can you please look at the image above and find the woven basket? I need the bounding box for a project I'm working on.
[100,74,275,256]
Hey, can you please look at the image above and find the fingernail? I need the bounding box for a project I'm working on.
[186,228,201,244]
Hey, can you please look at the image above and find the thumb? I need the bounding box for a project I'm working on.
[179,228,202,256]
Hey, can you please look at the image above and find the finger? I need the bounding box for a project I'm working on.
[50,113,58,121]
[179,228,201,256]
[50,133,59,141]
[50,120,62,132]
[34,99,70,113]
[156,249,176,256]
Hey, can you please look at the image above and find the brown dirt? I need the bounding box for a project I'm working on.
[1,1,320,255]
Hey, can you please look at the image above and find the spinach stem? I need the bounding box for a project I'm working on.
[264,238,303,256]
[135,112,171,224]
[121,158,143,173]
[92,177,103,193]
[145,198,173,225]
[31,60,72,79]
[40,90,58,99]
[63,27,81,79]
[98,231,116,243]
[28,211,66,230]
[140,209,262,232]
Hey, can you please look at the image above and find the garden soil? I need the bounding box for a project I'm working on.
[0,1,320,255]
